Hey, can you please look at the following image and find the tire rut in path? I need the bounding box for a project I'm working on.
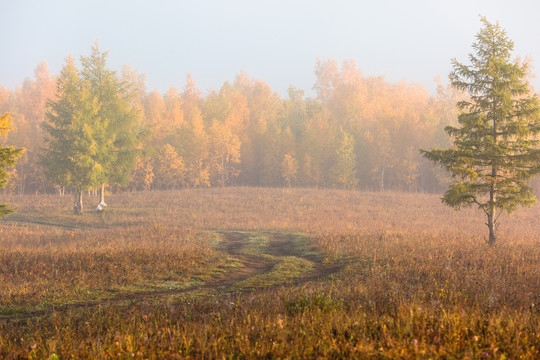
[259,232,345,284]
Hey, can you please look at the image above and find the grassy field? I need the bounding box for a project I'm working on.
[0,188,539,359]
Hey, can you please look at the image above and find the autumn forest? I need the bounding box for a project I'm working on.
[0,46,461,197]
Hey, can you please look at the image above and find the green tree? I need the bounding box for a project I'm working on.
[0,100,24,217]
[421,18,540,245]
[42,56,102,214]
[80,42,144,207]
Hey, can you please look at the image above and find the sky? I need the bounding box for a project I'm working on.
[2,0,540,97]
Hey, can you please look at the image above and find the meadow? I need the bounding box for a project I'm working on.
[0,188,539,359]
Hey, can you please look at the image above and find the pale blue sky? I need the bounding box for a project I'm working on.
[2,0,540,96]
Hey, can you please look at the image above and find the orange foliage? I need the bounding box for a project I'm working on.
[2,59,463,193]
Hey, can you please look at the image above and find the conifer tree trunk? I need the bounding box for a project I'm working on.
[487,209,496,245]
[487,179,497,246]
[488,106,497,246]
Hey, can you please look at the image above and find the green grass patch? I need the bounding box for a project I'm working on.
[234,256,314,289]
[243,233,270,255]
[191,256,244,281]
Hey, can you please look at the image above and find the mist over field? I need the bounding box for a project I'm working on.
[1,1,540,358]
[3,0,540,95]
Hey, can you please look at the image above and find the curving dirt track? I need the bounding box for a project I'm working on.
[0,231,343,322]
[215,232,344,288]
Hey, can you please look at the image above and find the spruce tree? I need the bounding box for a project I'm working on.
[80,43,143,206]
[0,102,24,217]
[422,18,540,245]
[42,56,102,214]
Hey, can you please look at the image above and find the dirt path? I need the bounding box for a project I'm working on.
[206,232,275,287]
[0,231,343,322]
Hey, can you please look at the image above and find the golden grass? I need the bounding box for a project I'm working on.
[0,225,225,311]
[7,187,539,239]
[0,188,539,358]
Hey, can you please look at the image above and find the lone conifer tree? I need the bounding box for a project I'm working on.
[422,18,540,245]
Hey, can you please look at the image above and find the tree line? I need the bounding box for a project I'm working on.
[1,45,467,201]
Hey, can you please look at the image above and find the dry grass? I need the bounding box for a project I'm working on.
[0,188,539,358]
[0,224,225,311]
